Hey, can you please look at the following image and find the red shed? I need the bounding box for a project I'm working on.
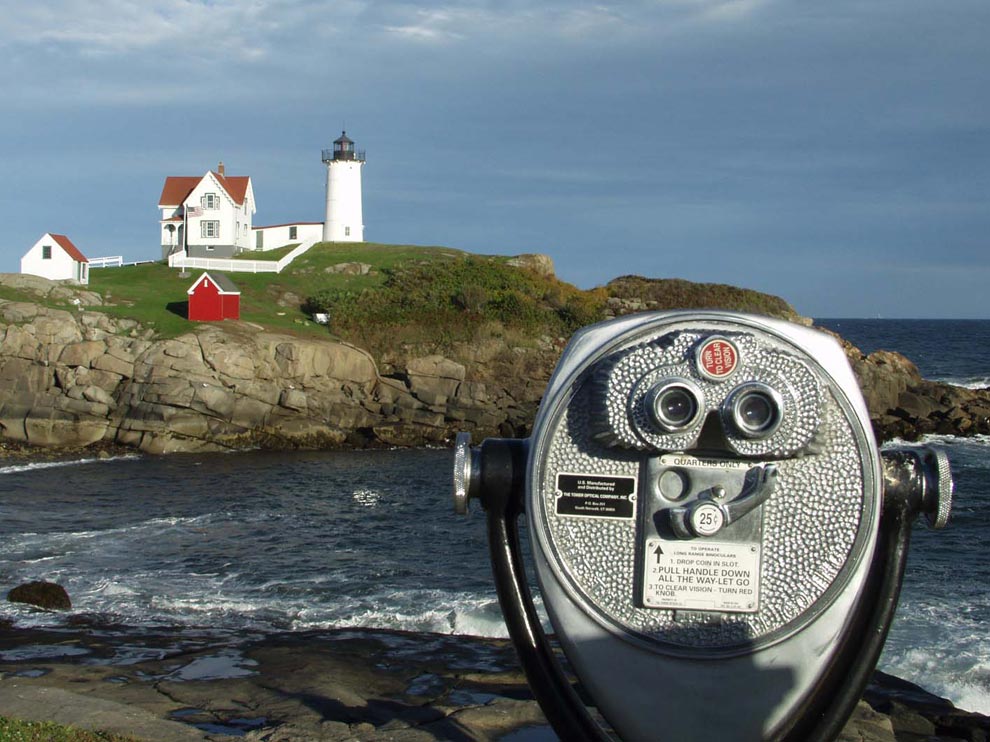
[187,271,241,321]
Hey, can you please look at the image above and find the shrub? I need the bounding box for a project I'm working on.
[303,254,607,355]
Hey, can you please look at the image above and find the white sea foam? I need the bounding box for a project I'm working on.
[92,580,139,597]
[0,513,221,555]
[882,433,990,450]
[881,645,990,714]
[937,375,990,390]
[0,454,140,475]
[952,678,990,716]
[280,590,513,638]
[59,580,514,638]
[352,488,382,507]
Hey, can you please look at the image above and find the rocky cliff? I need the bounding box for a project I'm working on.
[0,274,986,454]
[0,275,547,453]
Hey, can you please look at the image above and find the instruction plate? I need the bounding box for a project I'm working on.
[643,539,761,613]
[556,473,636,519]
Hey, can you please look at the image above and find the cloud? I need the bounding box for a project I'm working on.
[2,0,763,106]
[374,1,774,47]
[695,0,772,23]
[382,7,474,42]
[3,1,250,56]
[1,0,774,56]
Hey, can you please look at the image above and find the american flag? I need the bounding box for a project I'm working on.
[186,205,202,217]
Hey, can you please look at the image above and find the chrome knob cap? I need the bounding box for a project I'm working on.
[923,447,953,530]
[453,432,474,515]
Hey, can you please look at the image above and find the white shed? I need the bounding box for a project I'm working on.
[251,222,324,251]
[20,233,90,285]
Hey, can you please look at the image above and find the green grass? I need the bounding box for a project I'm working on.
[230,243,298,260]
[0,717,136,741]
[304,252,606,355]
[79,242,799,348]
[0,286,42,305]
[88,262,210,336]
[85,243,470,339]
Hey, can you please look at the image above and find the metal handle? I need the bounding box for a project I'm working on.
[668,463,778,538]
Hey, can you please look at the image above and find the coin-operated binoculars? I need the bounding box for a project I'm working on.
[453,312,952,742]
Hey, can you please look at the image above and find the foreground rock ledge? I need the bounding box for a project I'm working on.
[0,625,986,741]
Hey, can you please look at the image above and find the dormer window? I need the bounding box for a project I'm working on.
[202,193,219,210]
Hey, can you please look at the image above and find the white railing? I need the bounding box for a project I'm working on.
[168,254,280,273]
[89,256,123,268]
[167,239,318,274]
[276,239,317,271]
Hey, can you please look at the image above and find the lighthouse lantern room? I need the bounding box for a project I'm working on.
[322,131,365,242]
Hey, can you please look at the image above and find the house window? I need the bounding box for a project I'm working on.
[289,226,298,240]
[201,220,220,238]
[256,231,264,249]
[344,226,351,237]
[202,193,219,210]
[42,245,52,260]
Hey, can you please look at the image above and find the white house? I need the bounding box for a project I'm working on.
[159,162,256,259]
[21,233,89,285]
[251,222,324,251]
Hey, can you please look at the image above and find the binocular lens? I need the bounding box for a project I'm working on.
[727,384,782,438]
[648,380,702,432]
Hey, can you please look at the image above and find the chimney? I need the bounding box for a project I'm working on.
[217,161,225,177]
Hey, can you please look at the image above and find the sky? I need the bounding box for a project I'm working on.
[1,1,987,318]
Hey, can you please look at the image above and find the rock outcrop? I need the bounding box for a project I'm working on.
[0,275,986,454]
[835,334,990,442]
[0,625,986,741]
[7,582,72,611]
[0,288,542,453]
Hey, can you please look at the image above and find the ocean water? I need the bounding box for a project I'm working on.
[818,318,990,389]
[0,319,987,715]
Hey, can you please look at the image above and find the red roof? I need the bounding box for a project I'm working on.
[158,172,250,207]
[187,271,241,295]
[158,176,201,207]
[214,173,250,205]
[50,234,88,263]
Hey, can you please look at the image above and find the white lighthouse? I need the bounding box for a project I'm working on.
[321,131,365,242]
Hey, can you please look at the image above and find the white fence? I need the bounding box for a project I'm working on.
[167,239,317,274]
[168,255,280,273]
[89,256,123,268]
